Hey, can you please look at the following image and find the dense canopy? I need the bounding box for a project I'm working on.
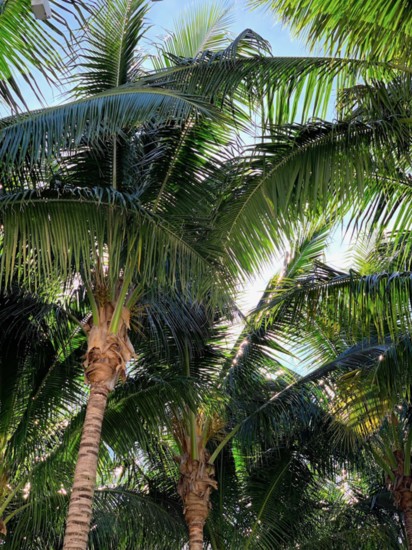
[2,0,412,549]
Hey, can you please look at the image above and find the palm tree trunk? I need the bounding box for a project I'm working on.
[178,454,217,550]
[387,450,412,550]
[185,492,209,550]
[404,506,412,550]
[63,302,134,550]
[0,518,6,541]
[63,383,109,549]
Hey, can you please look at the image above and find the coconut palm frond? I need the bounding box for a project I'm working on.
[0,0,89,111]
[216,111,410,276]
[249,0,412,63]
[0,188,231,307]
[69,0,149,97]
[148,39,395,125]
[0,84,216,169]
[90,487,185,549]
[153,0,235,69]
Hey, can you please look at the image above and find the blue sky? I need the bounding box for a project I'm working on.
[14,0,351,364]
[146,0,310,57]
[20,0,348,311]
[16,0,312,111]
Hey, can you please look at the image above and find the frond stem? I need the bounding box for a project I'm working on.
[109,275,131,334]
[152,117,193,213]
[209,424,240,464]
[3,501,31,525]
[244,460,291,550]
[0,478,28,517]
[85,282,99,326]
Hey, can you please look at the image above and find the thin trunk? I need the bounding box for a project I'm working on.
[188,520,205,550]
[0,518,6,540]
[387,450,412,550]
[63,302,134,550]
[63,383,109,549]
[178,454,217,550]
[404,507,412,550]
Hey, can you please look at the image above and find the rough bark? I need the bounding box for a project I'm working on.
[0,518,6,539]
[177,452,217,550]
[63,383,109,550]
[0,472,8,540]
[404,507,412,550]
[387,450,412,549]
[63,303,134,550]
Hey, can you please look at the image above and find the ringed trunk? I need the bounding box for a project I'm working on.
[177,452,217,550]
[404,505,412,550]
[0,518,6,540]
[63,383,109,549]
[387,450,412,549]
[63,303,134,550]
[0,472,8,540]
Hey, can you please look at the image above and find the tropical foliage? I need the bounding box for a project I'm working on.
[3,0,412,548]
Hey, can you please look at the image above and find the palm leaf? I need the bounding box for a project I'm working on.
[152,0,235,69]
[69,0,149,96]
[249,0,412,63]
[0,84,216,168]
[0,0,91,111]
[0,188,231,308]
[215,113,409,276]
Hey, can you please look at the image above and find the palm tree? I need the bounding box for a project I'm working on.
[0,284,85,546]
[0,282,199,548]
[0,1,276,546]
[252,228,412,546]
[5,219,405,548]
[248,0,412,63]
[2,1,411,546]
[0,0,90,111]
[87,220,409,549]
[88,220,332,548]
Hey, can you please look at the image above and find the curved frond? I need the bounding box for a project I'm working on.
[153,0,234,69]
[216,112,410,275]
[249,0,412,62]
[148,49,395,124]
[70,0,149,97]
[0,84,216,168]
[0,187,231,304]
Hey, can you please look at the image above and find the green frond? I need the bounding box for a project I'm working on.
[102,371,200,456]
[261,264,412,348]
[148,43,396,125]
[0,0,63,110]
[5,493,67,549]
[217,111,410,277]
[90,488,185,549]
[70,0,149,97]
[153,0,234,69]
[0,188,231,307]
[249,0,412,63]
[0,84,216,168]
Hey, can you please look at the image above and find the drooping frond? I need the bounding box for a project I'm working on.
[148,45,395,124]
[153,0,234,69]
[89,488,186,549]
[249,0,412,62]
[260,264,412,347]
[69,0,149,97]
[215,112,408,276]
[0,84,216,169]
[225,220,331,397]
[0,0,90,110]
[0,188,231,308]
